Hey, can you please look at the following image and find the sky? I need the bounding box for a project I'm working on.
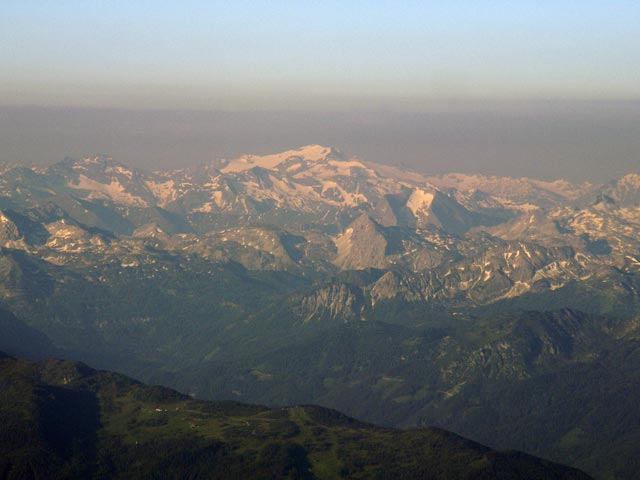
[2,1,639,108]
[0,1,639,180]
[2,102,639,182]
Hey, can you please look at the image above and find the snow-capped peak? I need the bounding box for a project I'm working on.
[220,145,339,173]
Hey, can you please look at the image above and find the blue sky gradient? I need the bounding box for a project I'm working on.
[2,1,639,109]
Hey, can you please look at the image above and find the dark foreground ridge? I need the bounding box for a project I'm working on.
[0,354,589,479]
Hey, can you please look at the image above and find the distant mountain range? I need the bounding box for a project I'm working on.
[0,146,639,478]
[0,145,638,310]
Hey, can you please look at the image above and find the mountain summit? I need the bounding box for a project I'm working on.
[219,144,341,173]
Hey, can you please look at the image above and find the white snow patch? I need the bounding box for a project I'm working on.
[69,175,147,207]
[406,189,434,216]
[221,145,332,173]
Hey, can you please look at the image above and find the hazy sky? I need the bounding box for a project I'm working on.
[1,102,639,182]
[2,1,640,108]
[1,2,639,181]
